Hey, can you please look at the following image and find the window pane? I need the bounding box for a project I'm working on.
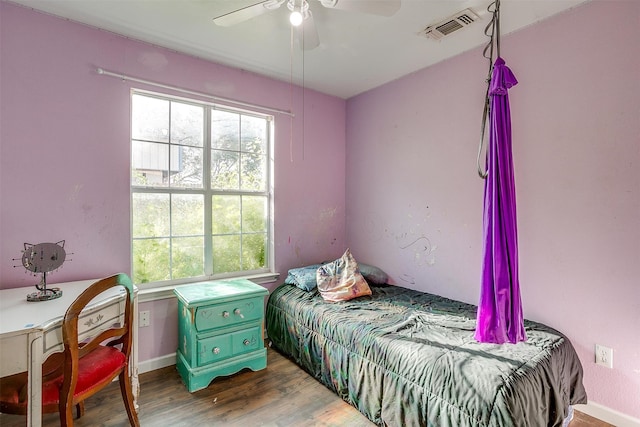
[211,150,240,190]
[132,95,169,143]
[211,110,239,151]
[169,145,203,188]
[242,196,267,233]
[132,140,170,187]
[132,193,170,237]
[172,236,204,279]
[212,235,241,274]
[212,195,240,234]
[241,115,267,153]
[171,102,203,147]
[241,153,266,191]
[171,194,203,236]
[242,233,267,270]
[132,238,170,284]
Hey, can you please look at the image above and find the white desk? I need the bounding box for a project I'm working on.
[0,279,139,426]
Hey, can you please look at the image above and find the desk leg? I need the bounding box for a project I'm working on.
[131,292,140,409]
[27,332,44,427]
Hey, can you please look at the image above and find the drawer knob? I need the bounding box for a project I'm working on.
[243,339,250,346]
[222,311,229,318]
[234,308,244,319]
[213,347,220,354]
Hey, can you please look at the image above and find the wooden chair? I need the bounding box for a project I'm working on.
[0,273,140,426]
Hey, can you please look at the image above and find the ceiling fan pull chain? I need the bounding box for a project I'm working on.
[290,23,295,162]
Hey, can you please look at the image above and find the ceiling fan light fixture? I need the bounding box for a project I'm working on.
[287,0,309,26]
[290,10,303,26]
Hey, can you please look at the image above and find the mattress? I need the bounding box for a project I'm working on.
[266,283,587,427]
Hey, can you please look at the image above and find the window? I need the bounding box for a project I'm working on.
[131,91,273,285]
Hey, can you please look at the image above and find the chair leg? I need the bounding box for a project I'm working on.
[59,397,75,427]
[60,407,73,427]
[119,370,140,427]
[75,401,85,419]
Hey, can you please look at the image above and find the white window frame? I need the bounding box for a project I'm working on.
[130,89,277,293]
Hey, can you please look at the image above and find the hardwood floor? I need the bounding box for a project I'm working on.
[571,411,616,427]
[0,346,613,426]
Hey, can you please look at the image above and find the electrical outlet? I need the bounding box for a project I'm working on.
[595,344,613,369]
[139,310,151,328]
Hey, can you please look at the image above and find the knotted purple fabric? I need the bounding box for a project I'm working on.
[475,57,527,344]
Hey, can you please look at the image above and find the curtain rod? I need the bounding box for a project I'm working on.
[96,67,295,118]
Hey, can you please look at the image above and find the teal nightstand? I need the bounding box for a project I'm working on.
[174,279,269,392]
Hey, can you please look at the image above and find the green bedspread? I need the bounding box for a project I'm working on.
[266,284,587,427]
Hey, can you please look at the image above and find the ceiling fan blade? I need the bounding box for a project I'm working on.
[296,11,320,50]
[213,0,284,27]
[319,0,401,17]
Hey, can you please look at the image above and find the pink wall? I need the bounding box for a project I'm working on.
[0,3,345,358]
[346,0,639,419]
[2,0,638,420]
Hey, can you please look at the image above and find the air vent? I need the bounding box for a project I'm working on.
[419,8,480,41]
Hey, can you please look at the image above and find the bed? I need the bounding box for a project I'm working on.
[266,282,587,427]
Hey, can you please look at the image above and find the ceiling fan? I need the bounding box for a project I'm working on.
[213,0,401,50]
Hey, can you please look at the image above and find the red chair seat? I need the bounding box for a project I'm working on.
[0,346,125,410]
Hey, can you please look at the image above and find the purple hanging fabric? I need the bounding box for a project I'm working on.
[475,57,527,344]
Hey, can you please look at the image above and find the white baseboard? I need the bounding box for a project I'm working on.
[575,402,640,427]
[138,353,176,374]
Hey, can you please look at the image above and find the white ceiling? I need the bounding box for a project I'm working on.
[8,0,589,99]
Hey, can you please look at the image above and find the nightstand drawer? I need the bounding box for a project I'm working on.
[195,296,263,331]
[198,334,232,365]
[198,326,262,365]
[231,326,262,354]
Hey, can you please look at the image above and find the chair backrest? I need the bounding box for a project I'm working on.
[58,273,135,406]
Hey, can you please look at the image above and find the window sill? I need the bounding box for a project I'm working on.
[138,272,280,303]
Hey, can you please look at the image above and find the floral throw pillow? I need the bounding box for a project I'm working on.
[316,248,371,302]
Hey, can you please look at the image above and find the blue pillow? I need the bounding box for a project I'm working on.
[284,264,323,291]
[359,263,388,285]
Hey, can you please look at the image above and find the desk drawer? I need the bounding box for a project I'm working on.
[194,297,263,332]
[197,326,262,366]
